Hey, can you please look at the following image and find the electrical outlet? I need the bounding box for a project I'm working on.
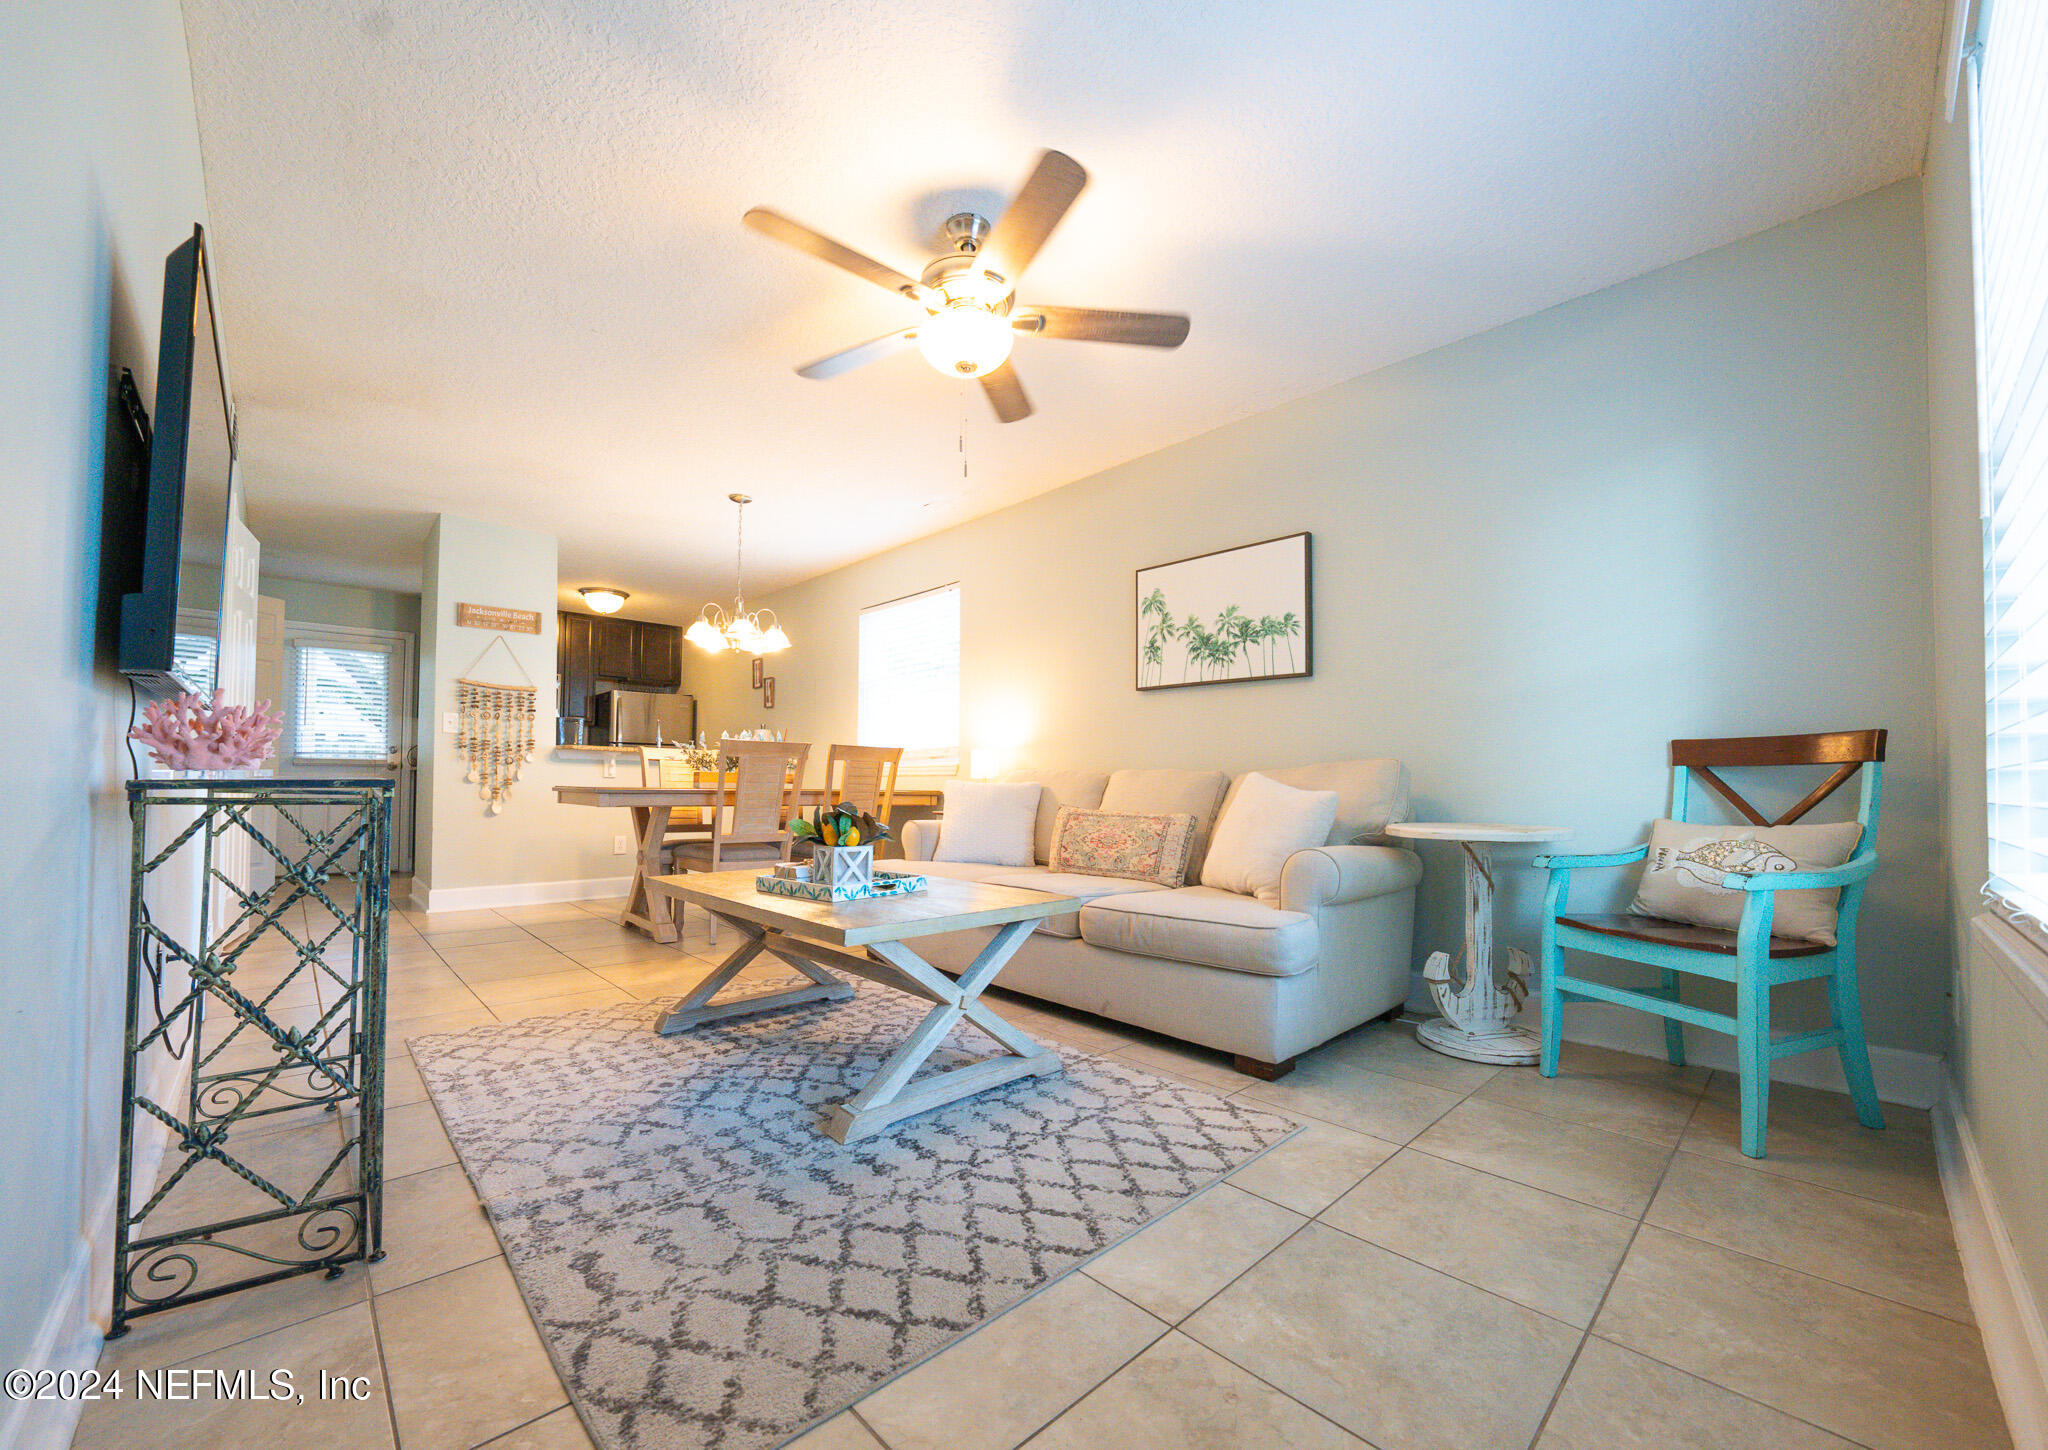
[613,834,631,856]
[601,755,617,779]
[442,712,458,734]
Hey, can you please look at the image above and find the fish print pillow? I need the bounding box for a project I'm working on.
[1631,819,1865,945]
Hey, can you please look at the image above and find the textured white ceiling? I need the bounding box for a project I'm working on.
[180,0,1942,616]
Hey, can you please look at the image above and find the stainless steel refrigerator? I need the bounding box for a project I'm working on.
[590,689,696,747]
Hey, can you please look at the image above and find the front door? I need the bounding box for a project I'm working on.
[276,624,417,874]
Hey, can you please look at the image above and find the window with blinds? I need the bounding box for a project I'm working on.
[858,584,960,774]
[1979,0,2048,918]
[291,641,394,761]
[172,632,217,696]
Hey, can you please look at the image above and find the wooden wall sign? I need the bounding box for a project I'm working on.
[457,603,541,634]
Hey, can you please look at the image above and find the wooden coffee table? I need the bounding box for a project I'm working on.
[645,869,1079,1142]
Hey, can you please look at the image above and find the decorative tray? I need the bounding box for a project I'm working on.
[756,873,929,903]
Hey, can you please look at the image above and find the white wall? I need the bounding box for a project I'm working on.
[1924,49,2048,1415]
[701,181,1945,1068]
[414,514,637,908]
[0,1,210,1444]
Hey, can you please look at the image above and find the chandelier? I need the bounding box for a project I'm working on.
[686,493,791,654]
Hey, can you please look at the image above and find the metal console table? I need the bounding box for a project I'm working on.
[111,777,392,1337]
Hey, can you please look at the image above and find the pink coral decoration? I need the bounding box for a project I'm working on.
[129,689,284,772]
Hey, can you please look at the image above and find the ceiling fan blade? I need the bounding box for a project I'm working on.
[979,360,1033,423]
[744,207,923,299]
[795,327,919,380]
[979,150,1088,289]
[1014,307,1190,347]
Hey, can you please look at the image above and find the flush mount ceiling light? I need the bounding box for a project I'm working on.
[685,494,790,655]
[744,150,1190,423]
[578,587,629,614]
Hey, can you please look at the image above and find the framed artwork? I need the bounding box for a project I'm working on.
[1135,532,1311,691]
[752,658,765,689]
[763,676,776,708]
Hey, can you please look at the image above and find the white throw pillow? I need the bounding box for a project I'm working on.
[935,781,1042,867]
[1200,772,1341,905]
[1631,819,1864,945]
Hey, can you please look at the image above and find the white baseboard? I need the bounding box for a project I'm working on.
[1404,976,1943,1108]
[1935,1077,2048,1446]
[0,1233,100,1450]
[0,1045,193,1450]
[411,875,633,914]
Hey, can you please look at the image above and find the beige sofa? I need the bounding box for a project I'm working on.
[888,761,1422,1079]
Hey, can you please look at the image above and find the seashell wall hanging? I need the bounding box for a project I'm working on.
[456,637,538,815]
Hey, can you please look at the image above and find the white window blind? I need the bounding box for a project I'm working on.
[1980,0,2048,918]
[858,584,960,774]
[172,632,217,696]
[291,641,393,761]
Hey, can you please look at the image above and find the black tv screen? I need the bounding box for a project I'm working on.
[119,224,234,696]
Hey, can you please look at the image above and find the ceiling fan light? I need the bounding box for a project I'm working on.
[579,587,629,614]
[917,303,1013,378]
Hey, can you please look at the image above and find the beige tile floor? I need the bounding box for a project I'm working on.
[76,881,2014,1450]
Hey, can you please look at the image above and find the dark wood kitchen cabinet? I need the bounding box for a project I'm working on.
[558,613,683,720]
[594,616,638,677]
[558,612,596,721]
[633,622,682,690]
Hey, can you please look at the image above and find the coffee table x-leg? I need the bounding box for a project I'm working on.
[658,909,1061,1142]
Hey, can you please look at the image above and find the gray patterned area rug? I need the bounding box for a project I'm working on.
[409,977,1296,1450]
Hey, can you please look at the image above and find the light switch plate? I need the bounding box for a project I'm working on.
[442,712,458,734]
[602,756,617,779]
[613,834,630,855]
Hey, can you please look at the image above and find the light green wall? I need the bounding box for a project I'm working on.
[1925,73,2048,1332]
[172,564,420,638]
[709,181,1945,1061]
[416,514,633,903]
[264,575,421,635]
[0,0,210,1401]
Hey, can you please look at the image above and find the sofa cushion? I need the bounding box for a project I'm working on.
[1079,886,1319,977]
[1003,768,1111,864]
[934,780,1041,866]
[1226,759,1410,844]
[1200,773,1341,904]
[1099,769,1230,879]
[985,869,1169,938]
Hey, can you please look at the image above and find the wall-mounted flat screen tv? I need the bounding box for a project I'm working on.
[119,224,234,697]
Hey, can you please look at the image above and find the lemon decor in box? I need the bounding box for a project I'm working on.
[789,803,892,893]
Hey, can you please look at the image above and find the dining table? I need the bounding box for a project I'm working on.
[554,782,945,943]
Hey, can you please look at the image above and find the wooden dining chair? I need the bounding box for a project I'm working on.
[638,747,713,865]
[825,744,903,853]
[1533,730,1886,1159]
[667,738,810,943]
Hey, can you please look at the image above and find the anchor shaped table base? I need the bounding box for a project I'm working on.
[1387,823,1570,1065]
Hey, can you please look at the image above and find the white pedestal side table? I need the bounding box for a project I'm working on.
[1386,822,1570,1065]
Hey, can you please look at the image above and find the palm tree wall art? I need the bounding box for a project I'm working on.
[1134,533,1311,690]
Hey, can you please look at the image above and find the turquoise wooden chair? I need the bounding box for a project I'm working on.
[1532,731,1886,1159]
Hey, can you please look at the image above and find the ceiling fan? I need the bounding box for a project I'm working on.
[745,150,1190,423]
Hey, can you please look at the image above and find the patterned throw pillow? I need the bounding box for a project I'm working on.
[1048,807,1199,886]
[1631,818,1864,945]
